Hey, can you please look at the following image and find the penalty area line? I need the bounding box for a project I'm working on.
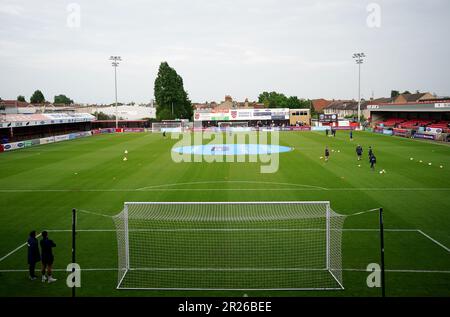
[1,188,450,193]
[0,233,42,263]
[0,267,449,274]
[417,230,450,253]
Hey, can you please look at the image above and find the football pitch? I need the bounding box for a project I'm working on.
[0,131,449,297]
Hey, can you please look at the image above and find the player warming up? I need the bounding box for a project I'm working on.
[356,145,363,161]
[370,153,377,171]
[324,146,330,162]
[40,231,57,283]
[368,146,373,158]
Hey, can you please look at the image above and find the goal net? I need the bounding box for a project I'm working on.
[113,201,345,290]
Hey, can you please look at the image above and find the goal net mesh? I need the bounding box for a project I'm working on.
[113,202,345,290]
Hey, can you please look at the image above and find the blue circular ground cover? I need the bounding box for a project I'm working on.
[172,144,293,156]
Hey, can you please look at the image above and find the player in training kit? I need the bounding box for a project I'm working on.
[163,131,166,137]
[350,130,353,140]
[356,145,363,160]
[370,154,377,171]
[368,146,373,158]
[324,147,330,162]
[40,231,57,283]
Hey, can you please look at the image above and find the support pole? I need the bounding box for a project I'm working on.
[325,203,330,270]
[114,65,118,130]
[124,206,130,270]
[72,208,76,298]
[379,207,385,297]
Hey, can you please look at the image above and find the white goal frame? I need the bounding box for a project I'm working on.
[114,201,344,291]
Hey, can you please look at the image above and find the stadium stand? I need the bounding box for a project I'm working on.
[399,119,433,129]
[376,118,406,127]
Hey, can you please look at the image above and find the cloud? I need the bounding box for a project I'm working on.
[0,4,23,16]
[0,0,450,103]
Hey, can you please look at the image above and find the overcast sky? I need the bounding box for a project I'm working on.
[0,0,449,104]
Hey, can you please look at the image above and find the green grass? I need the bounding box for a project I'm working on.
[0,131,449,297]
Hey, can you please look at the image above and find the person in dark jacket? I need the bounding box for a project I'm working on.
[370,154,377,171]
[40,231,57,283]
[356,145,363,161]
[324,146,330,162]
[27,231,40,280]
[368,146,373,159]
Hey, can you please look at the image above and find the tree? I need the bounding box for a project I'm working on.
[258,91,311,109]
[154,62,193,120]
[30,90,45,103]
[390,90,400,98]
[258,91,288,108]
[401,90,411,95]
[17,95,26,102]
[309,100,319,119]
[54,94,73,105]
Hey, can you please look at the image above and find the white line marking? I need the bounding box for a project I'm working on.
[417,230,450,253]
[0,268,449,274]
[43,228,420,233]
[1,229,447,265]
[0,233,41,263]
[0,268,116,272]
[1,188,450,192]
[116,287,343,291]
[136,181,328,191]
[342,268,450,274]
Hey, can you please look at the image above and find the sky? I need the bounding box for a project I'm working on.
[0,0,449,104]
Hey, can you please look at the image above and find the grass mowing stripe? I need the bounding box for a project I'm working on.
[1,188,450,192]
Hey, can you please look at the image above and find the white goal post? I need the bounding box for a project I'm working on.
[113,201,345,291]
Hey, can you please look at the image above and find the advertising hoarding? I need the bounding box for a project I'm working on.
[193,109,289,122]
